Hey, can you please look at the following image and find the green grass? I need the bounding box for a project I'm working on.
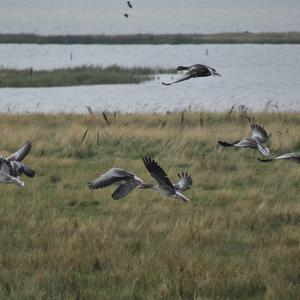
[0,65,174,87]
[1,111,300,299]
[0,32,300,44]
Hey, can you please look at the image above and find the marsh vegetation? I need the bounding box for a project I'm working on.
[0,65,174,87]
[0,111,300,298]
[0,32,299,44]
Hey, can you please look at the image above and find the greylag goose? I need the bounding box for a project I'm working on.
[162,64,221,86]
[88,168,144,200]
[218,123,270,156]
[258,152,300,163]
[141,157,192,202]
[0,141,35,187]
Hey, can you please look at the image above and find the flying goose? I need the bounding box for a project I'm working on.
[141,157,192,202]
[88,168,144,200]
[0,141,35,187]
[258,152,300,163]
[88,163,192,201]
[218,123,270,156]
[162,64,221,86]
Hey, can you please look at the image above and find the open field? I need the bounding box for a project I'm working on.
[0,66,174,87]
[0,111,300,299]
[0,32,300,44]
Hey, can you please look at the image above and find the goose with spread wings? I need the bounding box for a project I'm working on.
[0,141,35,187]
[88,168,145,200]
[141,157,192,202]
[88,162,192,201]
[162,64,221,86]
[258,152,300,163]
[218,123,270,156]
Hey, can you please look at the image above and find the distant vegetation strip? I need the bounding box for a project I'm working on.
[0,32,300,44]
[0,65,174,87]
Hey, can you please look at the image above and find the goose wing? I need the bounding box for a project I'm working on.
[143,157,174,190]
[218,140,240,147]
[173,172,193,192]
[6,141,32,162]
[112,180,141,200]
[250,124,268,143]
[274,153,300,160]
[10,161,35,177]
[161,73,193,86]
[258,152,300,162]
[88,168,135,190]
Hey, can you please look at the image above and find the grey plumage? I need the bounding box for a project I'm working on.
[258,152,300,163]
[88,168,144,200]
[0,141,35,187]
[162,64,221,86]
[218,123,270,156]
[142,157,191,203]
[173,172,193,192]
[88,161,193,202]
[6,141,32,162]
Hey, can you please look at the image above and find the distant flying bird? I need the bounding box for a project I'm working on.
[258,152,300,163]
[141,157,192,202]
[218,123,270,156]
[88,168,144,200]
[161,64,221,86]
[123,13,129,18]
[0,141,35,187]
[127,1,133,8]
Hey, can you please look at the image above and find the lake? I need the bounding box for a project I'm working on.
[0,44,299,113]
[0,0,299,35]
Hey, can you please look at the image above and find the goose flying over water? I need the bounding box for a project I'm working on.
[141,157,192,202]
[88,168,144,200]
[258,152,300,163]
[162,64,221,86]
[0,141,35,187]
[218,123,270,156]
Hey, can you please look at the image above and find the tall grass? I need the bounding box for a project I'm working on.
[0,111,300,299]
[0,65,174,87]
[0,32,299,44]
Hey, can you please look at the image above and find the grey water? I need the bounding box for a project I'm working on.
[0,44,299,113]
[0,0,300,35]
[0,0,299,113]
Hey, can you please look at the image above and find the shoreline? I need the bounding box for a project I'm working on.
[0,32,299,44]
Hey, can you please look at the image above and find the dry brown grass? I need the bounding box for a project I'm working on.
[0,111,300,299]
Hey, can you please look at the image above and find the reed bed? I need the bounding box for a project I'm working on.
[0,111,300,299]
[0,65,174,87]
[0,32,300,44]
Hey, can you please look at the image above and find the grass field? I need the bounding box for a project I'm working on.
[0,66,174,88]
[0,32,300,44]
[0,111,300,299]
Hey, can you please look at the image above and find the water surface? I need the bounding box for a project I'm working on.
[0,44,299,113]
[0,0,299,35]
